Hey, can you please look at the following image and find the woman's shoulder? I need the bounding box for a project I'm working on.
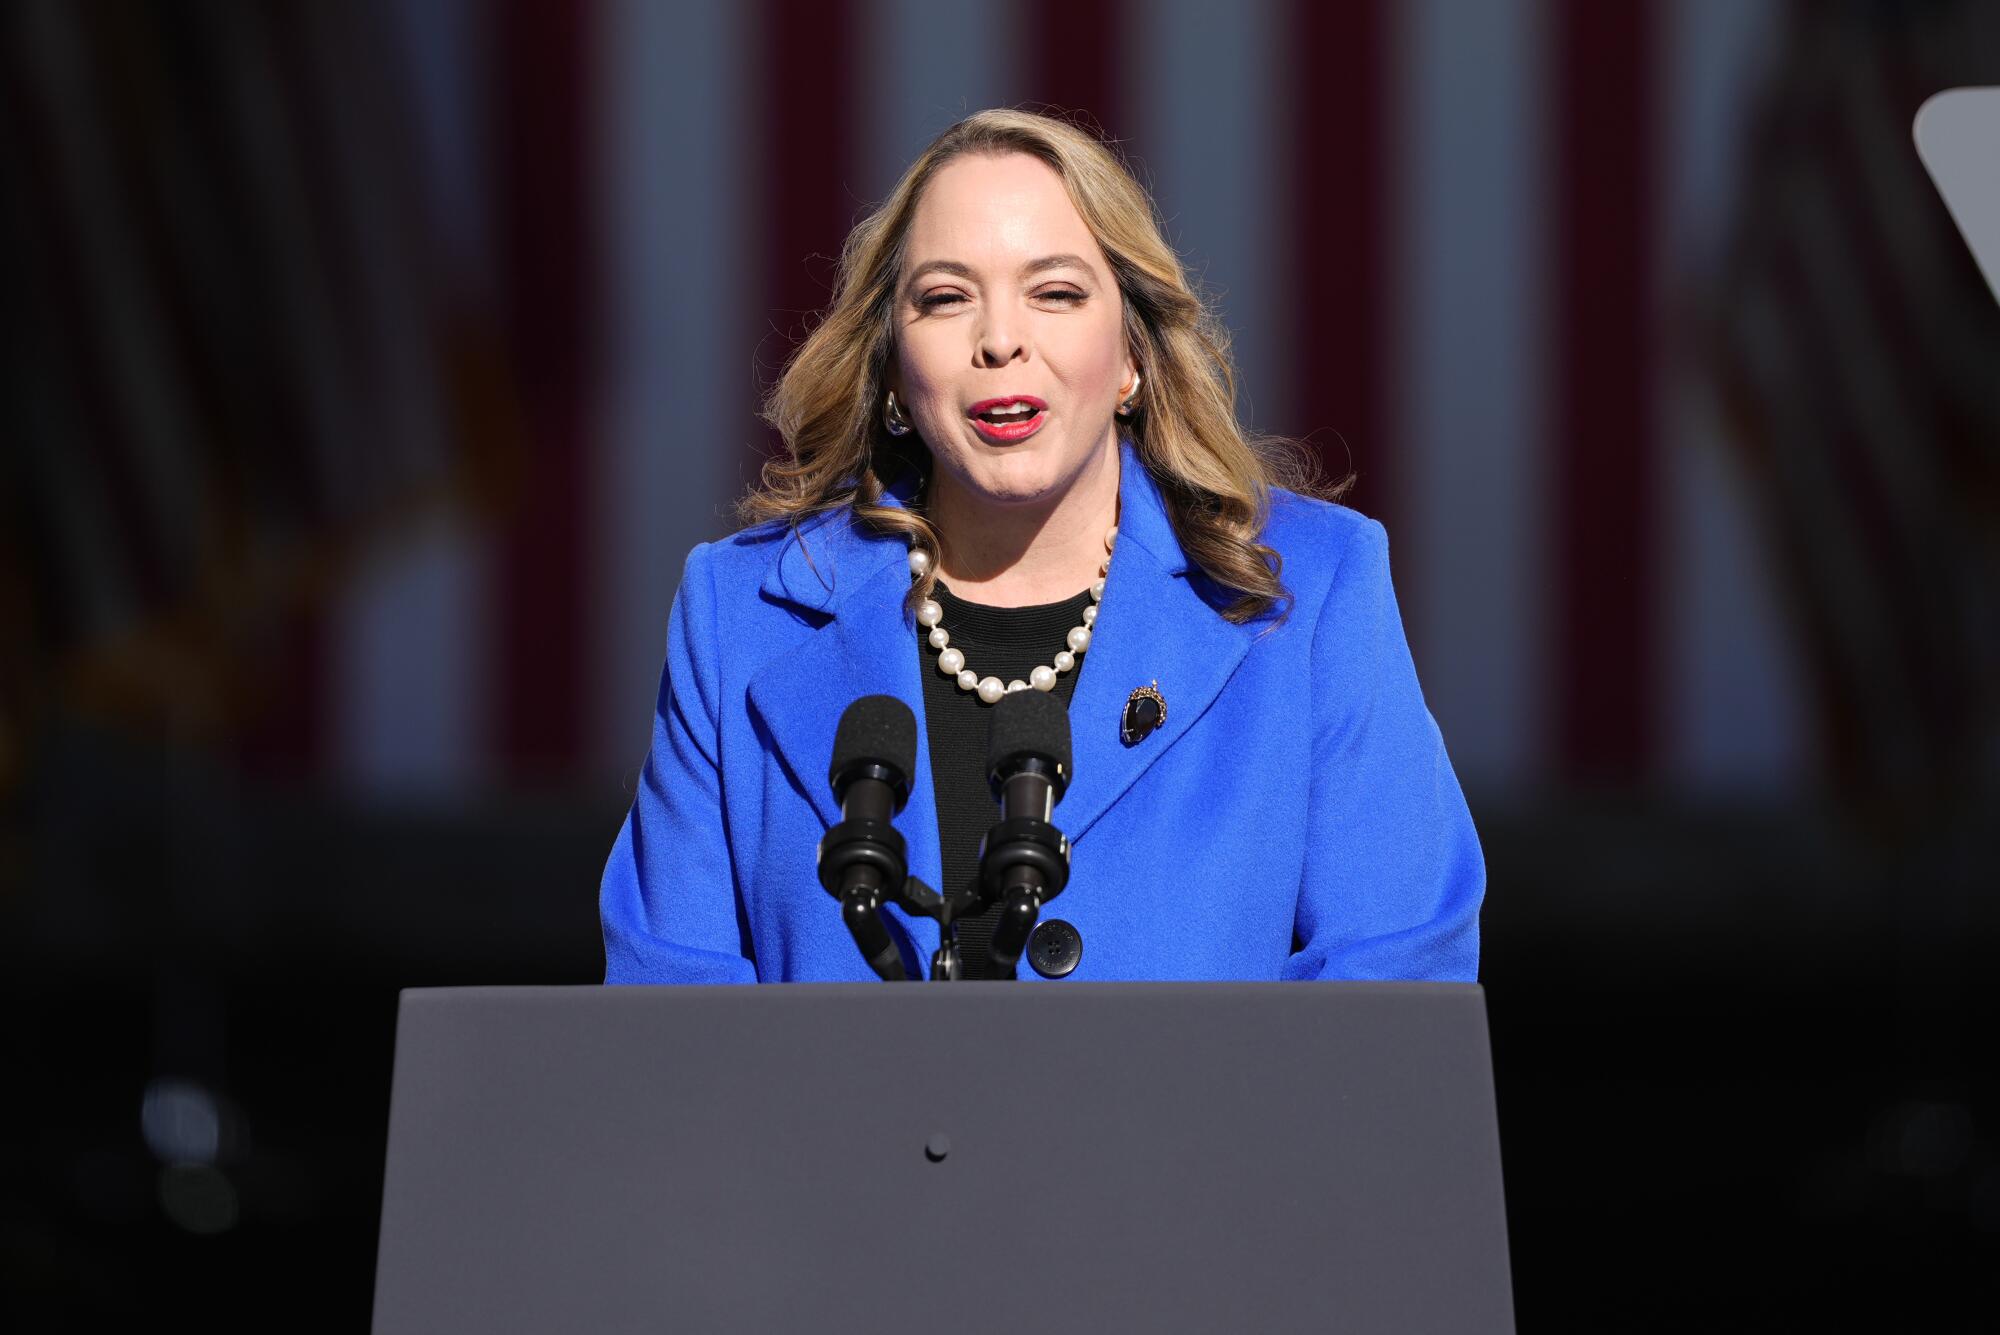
[1260,485,1391,608]
[696,511,815,566]
[677,504,890,611]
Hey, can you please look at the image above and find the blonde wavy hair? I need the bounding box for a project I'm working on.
[744,107,1343,624]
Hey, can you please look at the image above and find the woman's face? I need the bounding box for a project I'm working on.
[889,151,1136,511]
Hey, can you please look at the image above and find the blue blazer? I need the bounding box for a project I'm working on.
[601,437,1484,984]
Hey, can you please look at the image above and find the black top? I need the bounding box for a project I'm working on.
[917,579,1093,978]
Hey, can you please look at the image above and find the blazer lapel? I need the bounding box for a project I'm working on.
[1059,438,1260,845]
[744,479,945,923]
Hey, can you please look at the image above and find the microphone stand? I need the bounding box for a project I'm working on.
[972,690,1073,980]
[890,878,985,982]
[818,814,983,981]
[976,804,1070,980]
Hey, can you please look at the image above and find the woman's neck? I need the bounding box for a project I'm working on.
[927,443,1121,607]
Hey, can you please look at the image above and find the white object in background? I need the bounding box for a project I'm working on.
[1915,87,2000,309]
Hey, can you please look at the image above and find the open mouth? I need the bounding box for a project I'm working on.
[966,397,1048,443]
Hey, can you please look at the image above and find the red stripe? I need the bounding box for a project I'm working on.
[494,0,595,776]
[1284,0,1396,534]
[239,607,329,777]
[755,0,861,472]
[228,7,339,777]
[1549,0,1657,782]
[1021,0,1125,142]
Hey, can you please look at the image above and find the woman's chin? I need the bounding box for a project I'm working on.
[961,463,1065,508]
[930,423,1117,512]
[936,444,1058,504]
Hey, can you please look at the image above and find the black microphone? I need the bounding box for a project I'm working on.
[818,695,917,981]
[978,690,1073,979]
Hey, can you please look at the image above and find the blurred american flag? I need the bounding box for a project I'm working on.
[1710,0,2000,823]
[2,0,517,785]
[13,0,1993,810]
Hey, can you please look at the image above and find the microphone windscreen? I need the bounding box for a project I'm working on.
[829,694,918,788]
[986,688,1072,781]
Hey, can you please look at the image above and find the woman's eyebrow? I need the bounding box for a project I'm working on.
[905,253,1095,287]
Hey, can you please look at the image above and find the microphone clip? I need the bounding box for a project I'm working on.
[818,819,987,982]
[976,813,1072,981]
[890,875,985,982]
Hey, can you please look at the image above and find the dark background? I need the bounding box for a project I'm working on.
[4,1,1997,1329]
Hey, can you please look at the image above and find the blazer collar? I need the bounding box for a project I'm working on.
[746,437,1258,907]
[755,460,925,613]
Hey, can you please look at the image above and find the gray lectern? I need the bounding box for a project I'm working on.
[372,982,1513,1333]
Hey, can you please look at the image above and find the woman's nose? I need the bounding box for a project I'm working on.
[975,313,1026,367]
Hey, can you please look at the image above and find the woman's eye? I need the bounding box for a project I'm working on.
[917,289,1084,311]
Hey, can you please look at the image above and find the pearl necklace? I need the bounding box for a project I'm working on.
[909,527,1115,705]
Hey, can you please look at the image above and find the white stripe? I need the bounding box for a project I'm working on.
[333,514,489,794]
[859,0,1014,203]
[591,0,749,776]
[1134,0,1285,435]
[381,0,494,286]
[1658,0,1801,793]
[334,0,492,793]
[1394,0,1549,790]
[294,2,451,491]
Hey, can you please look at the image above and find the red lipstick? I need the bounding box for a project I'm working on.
[965,395,1048,444]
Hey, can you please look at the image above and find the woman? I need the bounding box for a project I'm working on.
[600,109,1484,983]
